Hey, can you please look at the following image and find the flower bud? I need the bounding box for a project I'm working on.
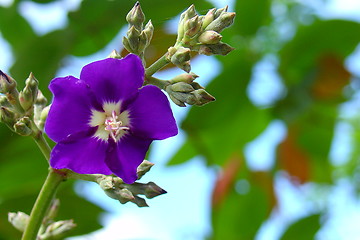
[0,106,16,126]
[202,8,216,29]
[205,11,236,33]
[126,26,141,53]
[170,82,195,92]
[13,117,32,136]
[0,94,11,107]
[8,212,29,232]
[132,195,149,207]
[193,89,215,105]
[0,70,17,93]
[143,182,167,199]
[42,220,76,239]
[170,72,199,84]
[36,105,50,130]
[143,20,154,44]
[184,15,202,38]
[126,1,145,30]
[19,72,39,111]
[214,5,229,19]
[46,199,60,223]
[137,160,155,180]
[117,188,135,204]
[107,49,122,59]
[170,47,191,72]
[198,42,234,56]
[198,30,222,44]
[122,36,133,52]
[177,5,197,42]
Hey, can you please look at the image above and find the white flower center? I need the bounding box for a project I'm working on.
[104,110,130,141]
[89,102,130,142]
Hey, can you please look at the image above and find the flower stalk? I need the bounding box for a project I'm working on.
[21,169,65,240]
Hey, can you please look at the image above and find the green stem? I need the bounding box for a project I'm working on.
[145,76,170,90]
[33,134,51,161]
[145,54,170,77]
[21,169,64,240]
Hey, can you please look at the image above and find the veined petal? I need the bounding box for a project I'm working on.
[45,76,99,142]
[105,135,152,184]
[127,85,178,140]
[80,54,144,103]
[50,130,112,175]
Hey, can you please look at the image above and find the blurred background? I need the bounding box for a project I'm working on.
[0,0,360,239]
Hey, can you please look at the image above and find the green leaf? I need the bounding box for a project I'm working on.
[170,52,270,166]
[280,214,321,240]
[10,30,70,96]
[234,0,271,36]
[279,20,360,86]
[0,6,36,52]
[211,173,272,240]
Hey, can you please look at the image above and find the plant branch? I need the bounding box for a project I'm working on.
[21,169,65,240]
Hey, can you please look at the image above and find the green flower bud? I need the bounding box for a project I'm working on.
[143,182,167,199]
[198,30,222,44]
[170,47,191,72]
[126,1,145,30]
[143,20,154,44]
[13,117,32,136]
[132,195,149,207]
[184,15,202,38]
[46,199,60,223]
[169,94,186,107]
[0,70,17,93]
[19,72,39,111]
[122,36,133,52]
[0,94,11,107]
[170,72,199,84]
[42,220,76,239]
[137,160,155,180]
[170,82,195,92]
[8,212,29,232]
[214,5,229,19]
[193,89,215,105]
[117,188,135,204]
[205,11,236,33]
[36,105,50,130]
[198,42,234,56]
[202,8,216,29]
[177,5,197,42]
[126,25,141,53]
[0,106,16,126]
[107,49,122,59]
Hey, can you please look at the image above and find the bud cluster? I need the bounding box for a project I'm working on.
[123,2,154,57]
[176,5,235,56]
[165,72,215,107]
[9,200,76,239]
[0,71,49,135]
[96,160,166,207]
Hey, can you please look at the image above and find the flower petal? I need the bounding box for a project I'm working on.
[45,76,99,142]
[50,130,112,175]
[127,85,178,140]
[80,54,144,103]
[105,135,152,184]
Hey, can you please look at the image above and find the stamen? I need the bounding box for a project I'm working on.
[104,110,130,141]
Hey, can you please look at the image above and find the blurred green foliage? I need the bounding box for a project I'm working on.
[0,0,359,239]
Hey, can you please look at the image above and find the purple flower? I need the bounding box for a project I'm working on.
[45,54,178,184]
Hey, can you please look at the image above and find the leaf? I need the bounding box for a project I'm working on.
[234,0,271,36]
[279,20,360,86]
[10,30,70,96]
[170,52,270,166]
[211,169,274,240]
[0,5,36,52]
[280,214,321,240]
